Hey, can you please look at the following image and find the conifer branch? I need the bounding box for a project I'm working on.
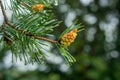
[7,22,59,44]
[0,0,58,44]
[0,0,80,65]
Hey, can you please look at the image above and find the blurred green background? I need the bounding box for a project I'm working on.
[0,0,120,80]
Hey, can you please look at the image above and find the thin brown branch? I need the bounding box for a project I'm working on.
[7,22,31,36]
[0,0,59,44]
[7,22,58,44]
[0,0,8,23]
[34,36,58,44]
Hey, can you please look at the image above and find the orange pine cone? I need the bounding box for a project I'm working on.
[32,4,44,12]
[60,29,78,46]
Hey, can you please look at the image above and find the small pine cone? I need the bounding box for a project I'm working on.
[60,29,78,46]
[32,4,44,12]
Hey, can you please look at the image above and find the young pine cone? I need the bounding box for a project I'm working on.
[60,29,78,47]
[32,4,44,12]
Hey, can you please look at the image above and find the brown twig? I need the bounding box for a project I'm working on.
[0,0,59,44]
[7,22,59,44]
[7,21,58,44]
[34,36,58,44]
[0,0,8,23]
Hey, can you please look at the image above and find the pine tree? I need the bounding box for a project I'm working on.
[0,0,84,65]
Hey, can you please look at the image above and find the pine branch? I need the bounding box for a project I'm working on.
[7,22,59,44]
[0,0,82,65]
[0,0,58,44]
